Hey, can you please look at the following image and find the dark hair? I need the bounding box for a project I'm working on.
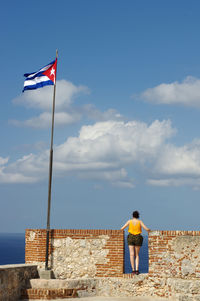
[132,211,140,218]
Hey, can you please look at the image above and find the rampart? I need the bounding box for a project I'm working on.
[25,229,124,278]
[24,229,200,300]
[149,230,200,279]
[0,264,38,301]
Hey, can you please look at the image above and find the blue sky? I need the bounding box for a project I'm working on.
[1,0,200,232]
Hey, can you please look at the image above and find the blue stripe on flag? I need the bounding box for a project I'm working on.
[24,71,45,80]
[23,80,54,92]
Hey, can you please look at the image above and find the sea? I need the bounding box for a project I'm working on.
[0,233,148,273]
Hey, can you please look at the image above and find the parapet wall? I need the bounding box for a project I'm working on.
[26,229,200,280]
[0,264,38,301]
[25,229,200,300]
[25,229,124,278]
[148,230,200,279]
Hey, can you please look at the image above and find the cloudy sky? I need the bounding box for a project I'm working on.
[1,0,200,232]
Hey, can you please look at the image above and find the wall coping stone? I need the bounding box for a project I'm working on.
[0,263,37,270]
[150,230,200,236]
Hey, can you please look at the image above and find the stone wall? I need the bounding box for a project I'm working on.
[22,278,97,299]
[25,229,200,300]
[148,230,200,279]
[25,229,124,278]
[20,276,200,300]
[0,264,38,301]
[96,276,200,300]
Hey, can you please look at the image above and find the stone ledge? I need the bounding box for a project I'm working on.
[20,276,200,300]
[30,278,97,289]
[0,263,37,270]
[122,273,148,279]
[27,278,97,299]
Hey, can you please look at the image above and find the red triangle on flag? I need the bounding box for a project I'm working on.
[43,59,57,84]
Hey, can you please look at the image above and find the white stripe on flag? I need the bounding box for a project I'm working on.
[23,76,50,87]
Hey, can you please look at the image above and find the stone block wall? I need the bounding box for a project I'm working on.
[0,264,38,301]
[25,229,124,279]
[148,230,200,279]
[24,229,200,300]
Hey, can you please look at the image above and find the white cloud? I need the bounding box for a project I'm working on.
[13,80,89,111]
[0,119,175,187]
[0,157,9,166]
[11,79,89,128]
[154,141,200,176]
[53,119,174,169]
[0,170,36,183]
[147,178,200,188]
[111,180,135,189]
[146,139,200,188]
[10,111,81,128]
[82,104,123,121]
[11,79,122,129]
[139,76,200,107]
[78,168,135,188]
[5,117,200,188]
[0,156,37,183]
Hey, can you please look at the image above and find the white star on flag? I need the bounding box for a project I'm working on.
[50,68,55,76]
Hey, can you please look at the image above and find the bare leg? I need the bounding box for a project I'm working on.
[135,246,141,271]
[129,245,135,271]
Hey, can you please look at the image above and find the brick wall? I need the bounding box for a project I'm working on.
[25,229,124,278]
[24,229,200,299]
[26,228,200,281]
[148,230,200,279]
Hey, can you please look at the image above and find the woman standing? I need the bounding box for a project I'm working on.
[121,211,150,275]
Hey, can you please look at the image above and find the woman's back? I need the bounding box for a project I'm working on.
[128,219,142,235]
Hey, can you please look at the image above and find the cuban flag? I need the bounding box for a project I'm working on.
[23,58,57,92]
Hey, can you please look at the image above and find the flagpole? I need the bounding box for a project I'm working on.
[45,49,58,271]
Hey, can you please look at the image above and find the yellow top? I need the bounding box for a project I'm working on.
[128,220,142,235]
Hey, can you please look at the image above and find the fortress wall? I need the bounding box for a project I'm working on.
[25,229,200,280]
[148,230,200,279]
[25,229,124,279]
[24,229,200,300]
[0,264,38,301]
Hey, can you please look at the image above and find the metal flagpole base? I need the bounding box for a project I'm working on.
[39,269,54,279]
